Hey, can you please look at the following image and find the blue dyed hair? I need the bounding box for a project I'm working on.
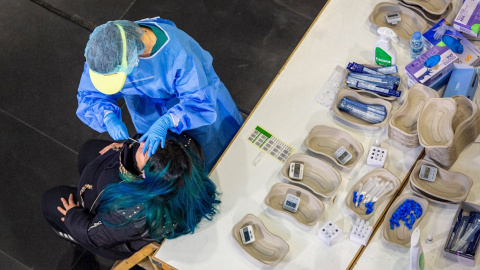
[97,140,220,241]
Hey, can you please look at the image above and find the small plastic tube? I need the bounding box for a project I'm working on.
[374,65,398,75]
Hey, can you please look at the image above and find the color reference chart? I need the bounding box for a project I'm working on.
[315,65,346,109]
[247,126,294,163]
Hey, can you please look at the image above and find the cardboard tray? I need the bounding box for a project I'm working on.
[232,214,289,266]
[281,153,342,198]
[264,183,325,227]
[303,125,364,170]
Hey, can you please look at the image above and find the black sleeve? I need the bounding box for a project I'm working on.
[64,207,142,249]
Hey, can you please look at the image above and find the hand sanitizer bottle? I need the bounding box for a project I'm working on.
[374,27,398,66]
[410,31,424,59]
[410,227,425,270]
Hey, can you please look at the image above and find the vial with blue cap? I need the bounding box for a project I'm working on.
[410,31,424,59]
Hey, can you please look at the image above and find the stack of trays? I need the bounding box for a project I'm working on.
[418,96,480,167]
[369,2,428,43]
[388,84,439,148]
[409,160,473,204]
[397,0,454,24]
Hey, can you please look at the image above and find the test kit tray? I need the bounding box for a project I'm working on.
[281,153,342,198]
[398,0,453,24]
[264,183,325,227]
[232,214,289,266]
[303,125,364,169]
[409,160,473,203]
[382,194,429,248]
[369,2,428,43]
[388,84,439,148]
[401,0,452,15]
[332,89,392,129]
[344,168,401,220]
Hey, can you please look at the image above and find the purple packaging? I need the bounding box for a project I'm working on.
[423,19,480,66]
[454,0,480,38]
[405,46,458,88]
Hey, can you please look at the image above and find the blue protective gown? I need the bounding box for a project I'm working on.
[77,17,243,170]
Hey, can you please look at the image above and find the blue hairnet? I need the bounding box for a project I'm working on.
[85,20,145,75]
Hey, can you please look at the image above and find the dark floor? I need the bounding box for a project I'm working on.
[0,0,326,269]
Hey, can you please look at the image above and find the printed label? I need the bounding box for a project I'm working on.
[375,47,392,66]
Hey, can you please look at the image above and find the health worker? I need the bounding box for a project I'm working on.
[76,18,243,170]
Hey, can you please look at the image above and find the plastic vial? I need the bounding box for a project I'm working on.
[410,31,424,59]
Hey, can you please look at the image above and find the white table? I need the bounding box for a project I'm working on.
[153,0,476,269]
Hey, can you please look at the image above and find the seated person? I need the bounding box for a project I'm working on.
[41,132,220,260]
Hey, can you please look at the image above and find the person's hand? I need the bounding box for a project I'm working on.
[57,194,79,222]
[104,113,129,141]
[139,115,174,157]
[99,142,123,155]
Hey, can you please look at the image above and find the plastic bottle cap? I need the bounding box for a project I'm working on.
[413,32,421,40]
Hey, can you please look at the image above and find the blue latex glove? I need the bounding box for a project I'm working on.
[104,113,129,141]
[139,115,174,157]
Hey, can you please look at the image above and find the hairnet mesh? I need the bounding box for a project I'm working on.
[85,20,145,75]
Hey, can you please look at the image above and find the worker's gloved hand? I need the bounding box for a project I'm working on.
[139,115,174,157]
[104,113,129,141]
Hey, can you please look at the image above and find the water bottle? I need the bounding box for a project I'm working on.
[410,31,424,59]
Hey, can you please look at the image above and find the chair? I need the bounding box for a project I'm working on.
[110,241,176,270]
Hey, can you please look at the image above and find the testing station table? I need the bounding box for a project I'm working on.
[153,0,480,269]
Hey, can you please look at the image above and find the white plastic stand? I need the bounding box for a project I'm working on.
[349,218,373,246]
[367,146,388,168]
[318,221,343,246]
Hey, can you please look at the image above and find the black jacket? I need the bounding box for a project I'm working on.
[64,133,204,257]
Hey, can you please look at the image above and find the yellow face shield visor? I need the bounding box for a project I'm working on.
[89,24,128,95]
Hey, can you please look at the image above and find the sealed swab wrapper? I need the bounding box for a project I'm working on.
[347,62,384,75]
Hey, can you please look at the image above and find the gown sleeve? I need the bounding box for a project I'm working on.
[166,51,218,133]
[76,63,124,133]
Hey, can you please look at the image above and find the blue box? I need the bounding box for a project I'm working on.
[443,64,478,99]
[423,19,480,66]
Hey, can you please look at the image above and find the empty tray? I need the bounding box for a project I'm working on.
[410,160,473,203]
[344,168,401,220]
[264,183,325,227]
[303,125,364,169]
[383,194,429,248]
[417,98,456,147]
[369,2,429,43]
[398,0,453,24]
[333,89,393,129]
[281,153,342,198]
[409,181,459,206]
[401,0,452,15]
[232,214,289,266]
[388,84,439,148]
